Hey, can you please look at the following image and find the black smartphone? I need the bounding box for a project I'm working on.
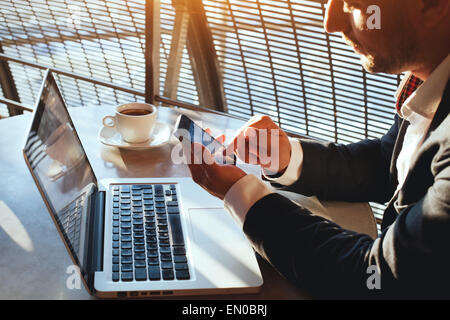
[173,114,235,165]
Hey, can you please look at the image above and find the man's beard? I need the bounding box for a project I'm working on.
[343,26,419,75]
[359,43,419,75]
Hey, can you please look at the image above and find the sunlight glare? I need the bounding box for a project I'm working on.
[0,201,34,252]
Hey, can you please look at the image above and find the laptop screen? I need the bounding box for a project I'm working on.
[23,71,97,280]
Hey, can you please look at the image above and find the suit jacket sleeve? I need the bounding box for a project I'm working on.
[275,116,400,204]
[243,139,450,298]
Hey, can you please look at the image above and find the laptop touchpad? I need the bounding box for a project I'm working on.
[188,208,246,244]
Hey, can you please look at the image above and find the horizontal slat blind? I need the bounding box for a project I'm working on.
[202,0,401,223]
[204,0,402,145]
[0,0,199,113]
[0,0,402,224]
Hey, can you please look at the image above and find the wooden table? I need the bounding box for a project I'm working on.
[0,105,376,299]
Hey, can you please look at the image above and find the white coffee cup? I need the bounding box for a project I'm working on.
[102,103,158,143]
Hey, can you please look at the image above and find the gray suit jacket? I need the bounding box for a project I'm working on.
[244,81,450,299]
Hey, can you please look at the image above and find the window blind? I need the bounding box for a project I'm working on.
[201,0,402,224]
[1,0,403,224]
[0,0,200,114]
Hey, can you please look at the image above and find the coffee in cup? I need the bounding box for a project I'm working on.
[102,103,158,143]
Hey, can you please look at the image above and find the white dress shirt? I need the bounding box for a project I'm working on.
[224,54,450,227]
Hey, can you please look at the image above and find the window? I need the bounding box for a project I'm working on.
[1,0,401,223]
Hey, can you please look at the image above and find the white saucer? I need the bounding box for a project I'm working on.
[99,122,173,150]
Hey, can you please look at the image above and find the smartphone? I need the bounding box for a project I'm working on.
[173,114,235,165]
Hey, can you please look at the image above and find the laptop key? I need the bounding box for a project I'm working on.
[159,246,171,253]
[121,264,133,272]
[134,253,146,260]
[121,242,132,249]
[155,202,165,208]
[160,253,172,261]
[121,228,131,235]
[134,238,145,246]
[134,245,145,252]
[135,268,147,281]
[121,235,132,242]
[122,256,132,264]
[175,263,188,271]
[168,214,184,245]
[147,257,159,265]
[161,261,173,269]
[154,185,164,196]
[148,266,161,280]
[134,260,146,268]
[167,207,179,214]
[121,272,133,281]
[133,213,143,219]
[121,249,132,256]
[121,185,131,192]
[174,255,187,263]
[162,269,174,280]
[173,246,186,255]
[112,272,120,282]
[120,204,131,210]
[120,209,131,216]
[176,270,190,280]
[147,249,158,258]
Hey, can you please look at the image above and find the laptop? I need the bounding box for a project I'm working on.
[23,70,263,298]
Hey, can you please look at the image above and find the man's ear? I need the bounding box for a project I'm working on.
[420,0,450,27]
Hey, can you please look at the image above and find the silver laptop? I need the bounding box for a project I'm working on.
[23,70,263,298]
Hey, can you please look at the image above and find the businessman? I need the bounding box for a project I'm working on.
[183,0,450,298]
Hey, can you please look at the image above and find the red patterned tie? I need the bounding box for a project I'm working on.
[396,74,423,112]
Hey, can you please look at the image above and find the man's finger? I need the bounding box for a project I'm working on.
[223,115,279,156]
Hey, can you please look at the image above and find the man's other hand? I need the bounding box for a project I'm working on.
[182,141,246,200]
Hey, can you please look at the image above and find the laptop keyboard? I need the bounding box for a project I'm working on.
[57,192,86,256]
[111,184,190,282]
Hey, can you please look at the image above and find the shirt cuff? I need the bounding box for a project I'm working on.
[263,138,303,186]
[224,174,272,228]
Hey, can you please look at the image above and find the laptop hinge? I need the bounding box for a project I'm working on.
[87,190,105,293]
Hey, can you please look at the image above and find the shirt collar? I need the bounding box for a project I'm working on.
[396,54,450,120]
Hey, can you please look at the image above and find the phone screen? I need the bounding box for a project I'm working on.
[174,115,235,165]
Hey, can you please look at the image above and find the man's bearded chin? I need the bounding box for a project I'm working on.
[359,53,396,74]
[359,44,419,75]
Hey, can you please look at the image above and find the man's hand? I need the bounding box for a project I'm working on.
[224,115,292,175]
[182,141,246,200]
